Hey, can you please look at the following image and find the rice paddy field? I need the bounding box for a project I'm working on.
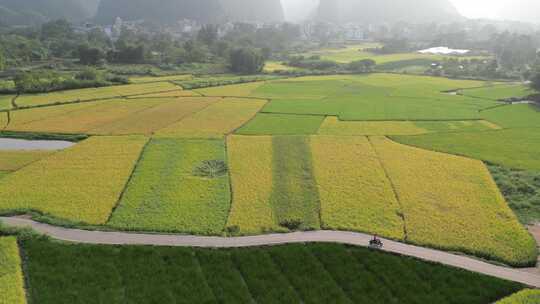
[0,71,538,273]
[0,237,26,304]
[20,237,524,304]
[108,139,231,234]
[497,289,540,303]
[0,136,148,224]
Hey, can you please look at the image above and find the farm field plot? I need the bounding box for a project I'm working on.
[318,117,500,136]
[481,104,540,129]
[394,129,540,171]
[310,136,404,239]
[0,111,8,129]
[108,139,230,234]
[89,98,216,135]
[0,136,148,224]
[129,74,192,83]
[196,81,265,96]
[155,98,265,138]
[8,99,159,134]
[0,150,54,171]
[0,95,14,110]
[370,137,537,266]
[0,171,8,179]
[15,82,179,108]
[237,113,325,135]
[226,135,279,234]
[270,136,321,230]
[0,237,27,304]
[461,84,532,101]
[125,90,198,98]
[21,237,524,304]
[497,289,540,303]
[250,74,495,121]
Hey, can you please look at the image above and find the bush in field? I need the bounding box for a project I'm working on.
[348,59,376,73]
[193,160,228,178]
[229,48,265,74]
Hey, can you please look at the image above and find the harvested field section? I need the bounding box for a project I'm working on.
[0,237,27,304]
[310,136,404,239]
[0,136,148,224]
[237,113,325,135]
[270,136,320,230]
[318,117,426,136]
[0,151,54,171]
[9,100,157,134]
[90,98,216,135]
[196,81,265,97]
[370,136,537,266]
[108,139,230,234]
[15,82,179,107]
[155,99,265,138]
[226,136,279,234]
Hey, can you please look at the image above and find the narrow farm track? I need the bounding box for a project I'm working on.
[2,216,540,288]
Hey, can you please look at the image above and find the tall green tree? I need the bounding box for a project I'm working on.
[229,48,265,74]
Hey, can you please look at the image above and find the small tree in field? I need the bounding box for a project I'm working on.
[531,73,540,92]
[229,48,265,74]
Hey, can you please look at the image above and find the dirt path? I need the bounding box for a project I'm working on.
[2,216,539,288]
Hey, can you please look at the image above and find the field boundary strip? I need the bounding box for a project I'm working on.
[1,216,539,288]
[367,136,409,241]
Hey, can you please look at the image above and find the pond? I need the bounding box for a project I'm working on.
[0,138,75,151]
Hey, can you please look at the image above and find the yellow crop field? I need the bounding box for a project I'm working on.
[0,112,8,129]
[155,99,265,138]
[16,82,179,107]
[129,74,192,83]
[370,136,537,266]
[310,136,405,239]
[0,151,54,171]
[497,289,540,303]
[10,100,157,134]
[196,82,265,97]
[226,135,280,234]
[318,117,427,136]
[7,102,101,130]
[0,136,148,224]
[90,98,216,135]
[126,90,198,98]
[0,237,27,304]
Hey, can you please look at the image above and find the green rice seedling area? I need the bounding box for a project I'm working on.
[20,237,524,304]
[0,72,539,268]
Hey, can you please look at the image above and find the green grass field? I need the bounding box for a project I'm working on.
[21,237,524,304]
[109,139,230,234]
[461,85,532,101]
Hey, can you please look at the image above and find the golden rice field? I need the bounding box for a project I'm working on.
[9,100,157,134]
[129,74,192,83]
[318,117,427,136]
[0,151,54,171]
[155,99,266,139]
[196,82,265,97]
[370,136,537,266]
[0,136,148,224]
[16,82,180,107]
[226,135,281,234]
[126,90,199,98]
[497,289,540,304]
[0,237,27,304]
[89,98,216,135]
[6,102,101,129]
[0,112,8,129]
[310,136,404,239]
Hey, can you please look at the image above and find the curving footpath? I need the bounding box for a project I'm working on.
[2,216,540,288]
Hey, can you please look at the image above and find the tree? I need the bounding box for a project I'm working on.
[197,25,218,46]
[78,45,105,65]
[229,48,265,74]
[75,67,99,81]
[348,59,376,73]
[531,73,540,92]
[0,50,4,71]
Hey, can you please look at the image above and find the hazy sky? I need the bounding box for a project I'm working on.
[281,0,540,23]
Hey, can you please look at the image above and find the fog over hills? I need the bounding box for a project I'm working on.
[498,0,540,23]
[0,0,99,25]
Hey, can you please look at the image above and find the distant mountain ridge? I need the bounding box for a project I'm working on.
[317,0,462,24]
[0,0,99,26]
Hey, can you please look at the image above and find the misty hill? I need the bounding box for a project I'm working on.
[95,0,223,24]
[220,0,284,23]
[498,0,540,24]
[95,0,285,25]
[0,0,99,26]
[317,0,461,24]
